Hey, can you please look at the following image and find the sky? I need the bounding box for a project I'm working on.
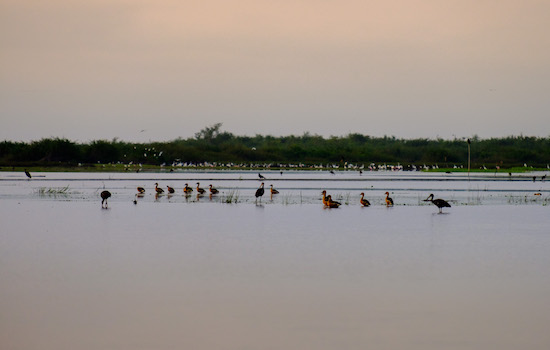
[1,0,549,143]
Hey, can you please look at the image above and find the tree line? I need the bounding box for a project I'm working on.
[1,124,549,169]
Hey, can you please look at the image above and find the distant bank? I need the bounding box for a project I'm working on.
[2,128,549,170]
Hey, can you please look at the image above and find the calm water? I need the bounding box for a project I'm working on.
[1,171,549,350]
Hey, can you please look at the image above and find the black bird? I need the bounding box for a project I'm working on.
[101,190,111,208]
[255,182,265,202]
[424,194,451,213]
[258,173,266,180]
[24,169,32,179]
[542,175,547,182]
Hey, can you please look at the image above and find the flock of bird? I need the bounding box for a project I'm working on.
[320,190,450,212]
[99,180,452,213]
[149,182,221,197]
[23,169,452,212]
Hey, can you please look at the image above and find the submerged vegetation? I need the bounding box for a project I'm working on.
[34,186,72,196]
[2,124,549,171]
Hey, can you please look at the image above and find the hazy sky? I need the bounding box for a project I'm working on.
[1,0,549,142]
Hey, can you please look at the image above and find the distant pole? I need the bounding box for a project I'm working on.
[467,138,471,181]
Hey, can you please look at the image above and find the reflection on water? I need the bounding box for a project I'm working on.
[0,171,549,350]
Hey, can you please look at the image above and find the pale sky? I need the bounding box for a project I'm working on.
[1,0,549,142]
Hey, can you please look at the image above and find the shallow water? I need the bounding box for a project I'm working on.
[1,170,549,206]
[1,171,549,350]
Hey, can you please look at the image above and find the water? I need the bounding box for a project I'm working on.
[1,171,549,350]
[1,169,548,205]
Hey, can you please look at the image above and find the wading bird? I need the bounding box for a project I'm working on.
[255,182,265,203]
[24,169,32,179]
[360,193,370,207]
[270,184,279,195]
[196,182,206,195]
[154,183,164,194]
[101,190,111,208]
[326,195,341,208]
[258,173,266,180]
[321,190,329,206]
[424,194,451,213]
[167,186,175,194]
[209,184,219,195]
[183,183,193,194]
[385,192,394,207]
[137,187,145,194]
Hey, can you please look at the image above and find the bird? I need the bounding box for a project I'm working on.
[424,194,451,213]
[24,169,32,179]
[542,175,547,182]
[258,173,266,180]
[100,190,111,208]
[330,170,335,175]
[360,193,370,207]
[321,190,329,206]
[384,192,394,207]
[255,182,265,202]
[154,183,164,194]
[326,195,341,208]
[137,186,145,194]
[167,185,175,194]
[133,194,138,205]
[270,184,279,195]
[209,184,219,195]
[183,183,193,194]
[196,182,206,195]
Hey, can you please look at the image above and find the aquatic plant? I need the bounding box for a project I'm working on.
[343,192,351,205]
[223,189,240,204]
[281,193,293,205]
[506,193,548,205]
[35,186,71,196]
